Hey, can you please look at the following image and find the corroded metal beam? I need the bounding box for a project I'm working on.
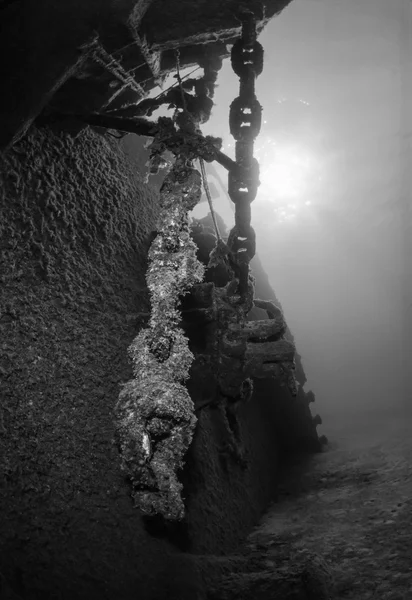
[75,112,239,171]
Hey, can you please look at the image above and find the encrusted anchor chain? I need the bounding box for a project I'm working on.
[113,12,300,521]
[115,148,206,522]
[227,11,263,295]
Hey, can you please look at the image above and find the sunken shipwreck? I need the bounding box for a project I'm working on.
[2,0,411,599]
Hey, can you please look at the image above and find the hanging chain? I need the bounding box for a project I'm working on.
[173,50,221,241]
[174,49,188,112]
[227,11,263,295]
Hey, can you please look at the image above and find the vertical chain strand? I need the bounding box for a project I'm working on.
[227,10,264,294]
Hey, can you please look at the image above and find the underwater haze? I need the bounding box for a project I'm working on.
[203,0,412,420]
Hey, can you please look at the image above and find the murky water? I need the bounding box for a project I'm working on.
[247,409,412,599]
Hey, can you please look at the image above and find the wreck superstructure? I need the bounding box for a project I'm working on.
[0,1,325,598]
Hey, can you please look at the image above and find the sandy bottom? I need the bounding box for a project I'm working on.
[246,408,412,599]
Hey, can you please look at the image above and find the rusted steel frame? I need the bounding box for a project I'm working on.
[74,112,238,171]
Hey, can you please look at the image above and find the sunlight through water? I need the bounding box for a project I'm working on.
[254,136,322,223]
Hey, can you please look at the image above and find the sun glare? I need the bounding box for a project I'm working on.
[257,141,314,198]
[254,138,321,223]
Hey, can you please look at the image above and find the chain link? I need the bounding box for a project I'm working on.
[227,11,264,294]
